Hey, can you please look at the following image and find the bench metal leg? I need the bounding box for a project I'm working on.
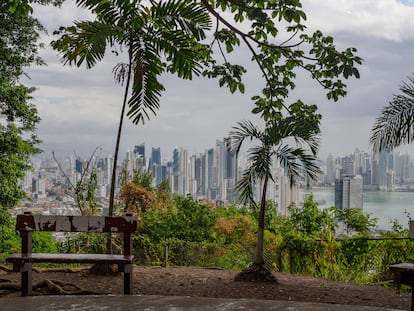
[411,286,414,311]
[123,264,133,294]
[21,262,32,296]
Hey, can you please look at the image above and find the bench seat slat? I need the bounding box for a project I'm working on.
[6,253,134,265]
[390,263,414,273]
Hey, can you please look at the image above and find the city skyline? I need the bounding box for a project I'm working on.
[26,1,414,160]
[25,139,414,222]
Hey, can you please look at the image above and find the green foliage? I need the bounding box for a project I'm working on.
[335,208,377,235]
[132,170,154,191]
[284,194,337,239]
[249,200,277,231]
[32,232,56,253]
[24,192,414,287]
[371,75,414,152]
[141,195,216,243]
[0,212,56,256]
[5,0,62,15]
[0,2,42,213]
[57,232,107,254]
[227,117,322,267]
[229,118,322,210]
[0,210,20,253]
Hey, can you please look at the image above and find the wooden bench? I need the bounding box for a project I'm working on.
[6,212,137,296]
[390,263,414,311]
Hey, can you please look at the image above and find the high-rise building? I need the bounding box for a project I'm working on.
[150,147,161,184]
[150,147,161,167]
[334,175,363,209]
[394,152,410,183]
[206,148,215,199]
[75,158,83,175]
[172,147,179,174]
[325,153,335,184]
[372,150,392,189]
[178,147,188,195]
[133,143,146,170]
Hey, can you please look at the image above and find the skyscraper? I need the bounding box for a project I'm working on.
[75,158,83,175]
[133,143,146,168]
[335,175,363,210]
[150,147,161,167]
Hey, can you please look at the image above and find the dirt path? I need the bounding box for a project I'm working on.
[0,266,410,310]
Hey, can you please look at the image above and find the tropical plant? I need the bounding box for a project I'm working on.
[51,0,361,218]
[51,0,212,216]
[227,115,322,282]
[370,75,414,152]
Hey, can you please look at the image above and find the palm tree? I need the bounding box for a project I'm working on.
[228,117,321,282]
[51,0,212,216]
[370,75,414,152]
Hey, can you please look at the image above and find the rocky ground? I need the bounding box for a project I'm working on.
[0,266,411,310]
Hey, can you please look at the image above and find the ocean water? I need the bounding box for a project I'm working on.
[300,188,414,231]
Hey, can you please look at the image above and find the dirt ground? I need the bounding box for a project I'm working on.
[0,266,411,310]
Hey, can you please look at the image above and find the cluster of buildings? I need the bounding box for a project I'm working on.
[18,144,414,216]
[325,149,414,191]
[325,149,414,210]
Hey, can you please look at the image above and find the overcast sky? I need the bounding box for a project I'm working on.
[26,0,414,162]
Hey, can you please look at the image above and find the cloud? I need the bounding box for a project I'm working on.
[303,0,414,42]
[27,0,414,162]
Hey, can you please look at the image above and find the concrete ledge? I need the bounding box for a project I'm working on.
[0,294,404,311]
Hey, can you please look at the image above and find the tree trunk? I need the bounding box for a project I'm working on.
[234,175,277,283]
[254,176,268,265]
[108,42,133,217]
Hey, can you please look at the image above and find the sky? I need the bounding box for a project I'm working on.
[26,0,414,162]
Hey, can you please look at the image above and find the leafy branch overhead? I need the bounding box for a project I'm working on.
[51,0,362,125]
[370,75,414,152]
[202,0,361,119]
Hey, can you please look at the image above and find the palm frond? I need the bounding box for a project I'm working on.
[146,26,208,79]
[370,77,414,152]
[228,120,263,156]
[52,21,117,69]
[249,144,273,182]
[292,135,321,157]
[152,0,211,41]
[124,34,166,124]
[76,0,135,24]
[235,168,258,209]
[127,67,165,125]
[277,145,321,185]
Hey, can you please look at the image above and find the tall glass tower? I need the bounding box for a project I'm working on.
[134,143,146,167]
[334,175,363,210]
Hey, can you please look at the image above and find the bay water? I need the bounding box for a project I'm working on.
[300,188,414,231]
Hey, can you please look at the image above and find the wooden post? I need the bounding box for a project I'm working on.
[165,245,169,267]
[409,220,414,239]
[20,213,33,296]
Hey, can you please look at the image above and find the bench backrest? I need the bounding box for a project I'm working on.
[15,213,137,255]
[16,213,137,233]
